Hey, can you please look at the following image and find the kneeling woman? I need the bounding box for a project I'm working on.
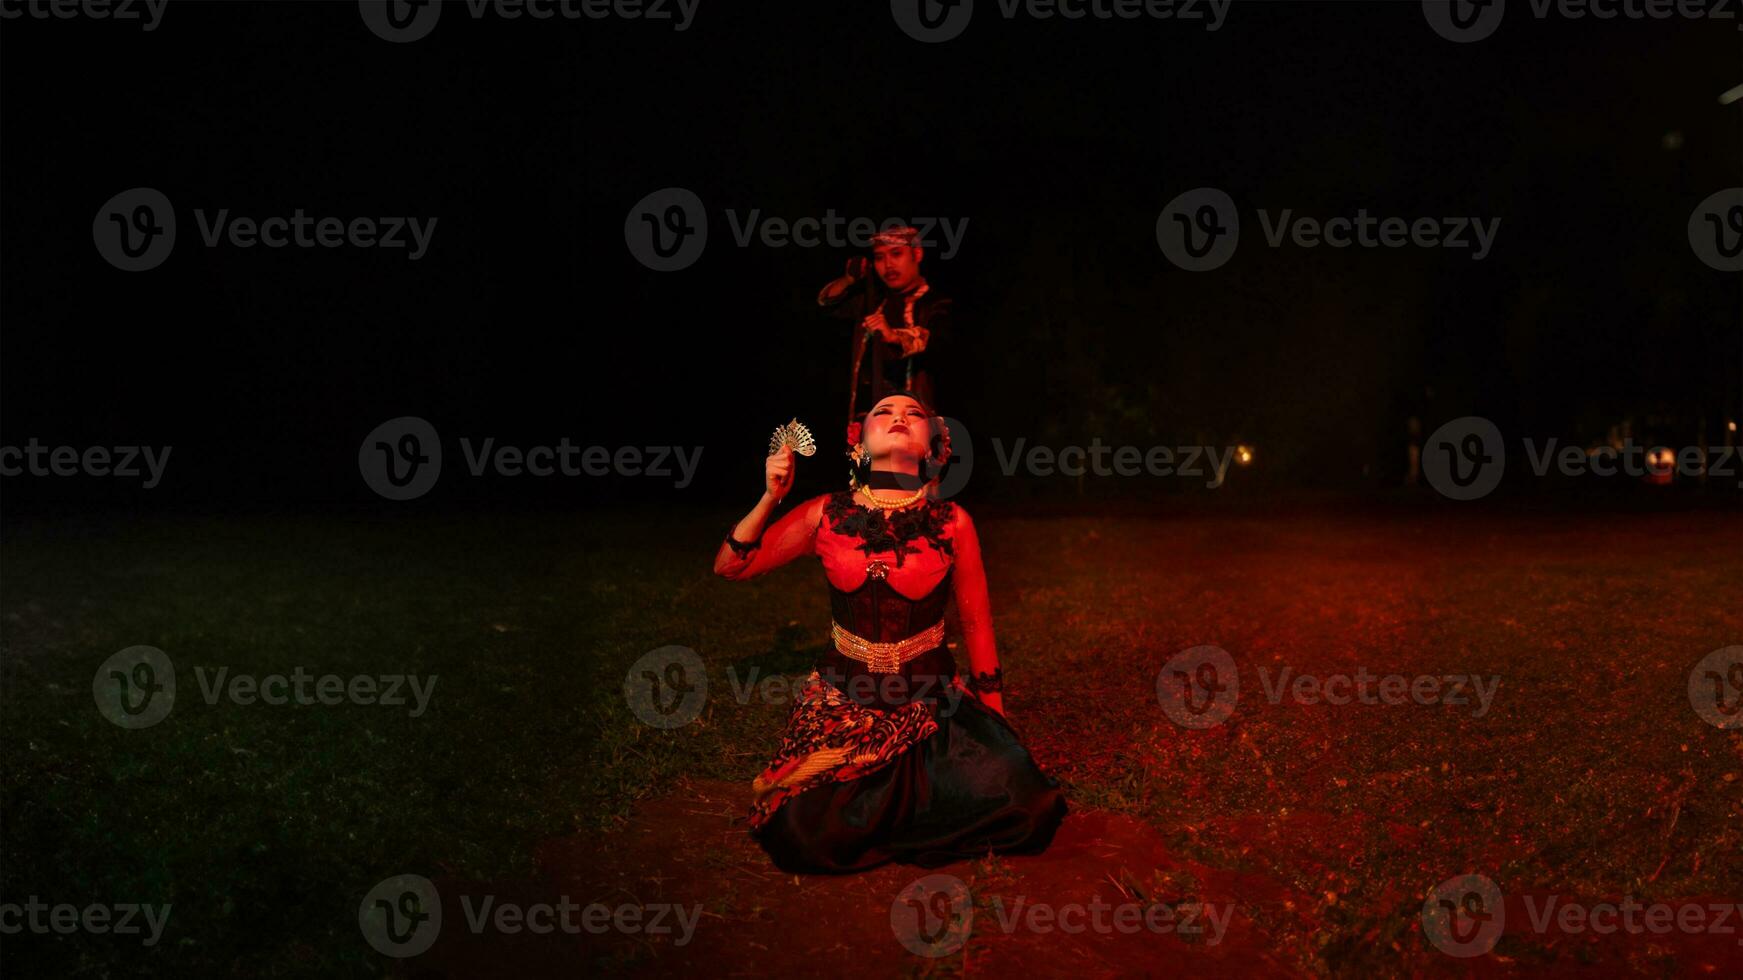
[713,392,1067,873]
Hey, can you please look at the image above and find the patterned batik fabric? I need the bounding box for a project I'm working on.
[859,281,931,356]
[748,671,939,829]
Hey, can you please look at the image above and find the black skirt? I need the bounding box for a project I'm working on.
[753,695,1068,874]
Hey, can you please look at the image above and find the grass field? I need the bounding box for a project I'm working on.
[2,500,1740,976]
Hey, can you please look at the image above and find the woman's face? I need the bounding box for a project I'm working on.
[863,396,933,465]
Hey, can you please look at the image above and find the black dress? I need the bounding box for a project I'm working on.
[742,492,1067,874]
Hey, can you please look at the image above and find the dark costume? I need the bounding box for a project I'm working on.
[819,277,953,413]
[719,491,1066,873]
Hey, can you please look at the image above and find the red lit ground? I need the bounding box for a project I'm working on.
[409,503,1743,978]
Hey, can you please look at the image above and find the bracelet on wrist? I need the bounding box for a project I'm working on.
[724,531,762,559]
[966,667,1003,695]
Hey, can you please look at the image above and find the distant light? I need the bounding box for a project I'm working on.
[1236,445,1253,465]
[1730,420,1739,433]
[1721,83,1743,106]
[1662,130,1683,151]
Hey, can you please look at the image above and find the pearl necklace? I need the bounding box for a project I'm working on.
[857,483,928,510]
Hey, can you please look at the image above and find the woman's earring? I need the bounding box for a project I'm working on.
[929,426,952,472]
[846,443,871,490]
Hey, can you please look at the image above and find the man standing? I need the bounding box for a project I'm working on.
[817,226,953,417]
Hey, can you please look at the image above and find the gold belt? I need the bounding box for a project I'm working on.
[830,620,946,673]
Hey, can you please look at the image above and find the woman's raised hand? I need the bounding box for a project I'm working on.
[765,445,796,502]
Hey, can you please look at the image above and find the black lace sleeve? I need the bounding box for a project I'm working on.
[966,667,1003,695]
[723,532,761,558]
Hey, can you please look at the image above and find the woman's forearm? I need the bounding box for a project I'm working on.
[714,491,779,575]
[960,613,1003,715]
[950,509,1006,715]
[734,490,781,542]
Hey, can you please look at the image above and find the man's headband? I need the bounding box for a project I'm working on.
[870,226,921,249]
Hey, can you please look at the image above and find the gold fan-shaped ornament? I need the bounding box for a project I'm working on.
[768,418,817,457]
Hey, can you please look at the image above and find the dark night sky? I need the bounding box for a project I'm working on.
[1,1,1738,512]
